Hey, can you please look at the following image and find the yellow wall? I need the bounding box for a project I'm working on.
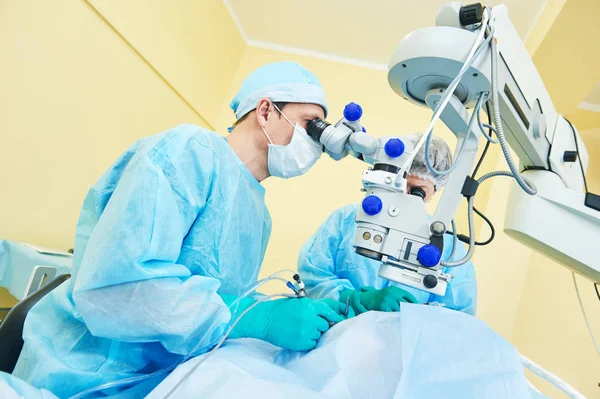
[525,0,568,56]
[533,0,600,131]
[0,0,244,251]
[86,0,246,128]
[492,0,600,395]
[468,1,600,395]
[2,1,598,396]
[216,45,499,293]
[470,152,535,341]
[511,129,600,399]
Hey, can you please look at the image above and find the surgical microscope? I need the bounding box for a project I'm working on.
[306,2,600,296]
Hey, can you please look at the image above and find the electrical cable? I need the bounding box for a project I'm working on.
[473,206,495,246]
[418,22,495,180]
[68,271,299,399]
[424,92,486,176]
[229,271,296,314]
[477,97,498,144]
[441,170,534,267]
[572,272,600,358]
[445,106,497,249]
[490,34,536,195]
[443,101,495,248]
[162,293,296,399]
[472,133,490,178]
[449,219,457,260]
[395,11,493,185]
[520,354,586,399]
[447,205,495,246]
[472,101,494,178]
[441,194,475,267]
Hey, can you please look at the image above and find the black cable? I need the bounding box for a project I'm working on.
[595,283,600,303]
[473,205,495,245]
[447,101,496,246]
[564,117,589,193]
[472,99,494,178]
[445,205,495,246]
[472,139,490,179]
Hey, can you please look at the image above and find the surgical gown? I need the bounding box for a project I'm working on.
[13,124,272,398]
[298,205,476,315]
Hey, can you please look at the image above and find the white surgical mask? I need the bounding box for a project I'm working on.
[261,104,323,179]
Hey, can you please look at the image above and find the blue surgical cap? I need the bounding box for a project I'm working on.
[230,62,328,121]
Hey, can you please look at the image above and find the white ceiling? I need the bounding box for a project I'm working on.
[224,0,547,69]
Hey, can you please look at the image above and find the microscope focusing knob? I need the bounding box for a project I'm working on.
[417,244,441,267]
[362,195,383,216]
[343,102,363,122]
[423,275,438,289]
[384,138,405,158]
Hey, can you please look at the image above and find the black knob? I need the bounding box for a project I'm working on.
[460,3,484,26]
[563,151,578,162]
[423,275,438,289]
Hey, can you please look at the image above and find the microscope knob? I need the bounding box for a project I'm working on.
[384,138,405,158]
[343,102,363,122]
[423,274,438,289]
[362,195,383,216]
[417,244,441,267]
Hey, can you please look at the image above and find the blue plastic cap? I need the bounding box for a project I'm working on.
[417,244,441,267]
[362,195,383,216]
[344,102,363,122]
[384,138,405,158]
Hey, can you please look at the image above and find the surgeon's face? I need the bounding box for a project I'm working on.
[269,103,325,146]
[407,175,435,202]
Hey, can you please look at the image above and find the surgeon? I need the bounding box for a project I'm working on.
[298,133,477,316]
[12,62,347,398]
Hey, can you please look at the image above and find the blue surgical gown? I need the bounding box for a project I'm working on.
[13,124,272,398]
[298,205,477,315]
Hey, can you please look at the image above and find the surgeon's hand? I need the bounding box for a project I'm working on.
[320,298,355,319]
[228,297,345,351]
[340,286,417,315]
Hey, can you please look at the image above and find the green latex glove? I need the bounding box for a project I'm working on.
[339,286,418,315]
[223,296,345,351]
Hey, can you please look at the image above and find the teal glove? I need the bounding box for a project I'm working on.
[339,286,418,315]
[320,298,355,319]
[223,296,345,351]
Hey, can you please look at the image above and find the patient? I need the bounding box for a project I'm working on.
[0,302,553,398]
[147,305,548,399]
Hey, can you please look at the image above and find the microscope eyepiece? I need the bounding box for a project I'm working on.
[306,118,330,142]
[410,187,427,200]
